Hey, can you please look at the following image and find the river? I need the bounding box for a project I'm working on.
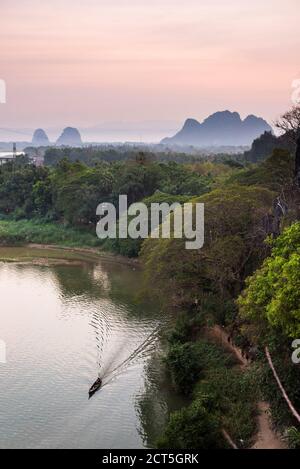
[0,247,183,449]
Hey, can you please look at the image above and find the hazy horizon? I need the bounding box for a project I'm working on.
[0,111,274,144]
[1,0,299,140]
[0,120,181,143]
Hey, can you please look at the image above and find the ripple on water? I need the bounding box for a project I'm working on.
[0,257,173,449]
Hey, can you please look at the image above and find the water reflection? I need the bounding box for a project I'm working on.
[135,348,189,448]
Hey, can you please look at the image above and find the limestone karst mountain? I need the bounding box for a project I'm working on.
[32,129,50,146]
[56,127,82,146]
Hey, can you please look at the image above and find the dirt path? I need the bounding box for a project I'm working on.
[204,325,248,367]
[205,324,287,449]
[251,402,286,449]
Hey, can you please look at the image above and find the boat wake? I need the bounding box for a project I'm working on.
[88,321,162,396]
[102,325,161,386]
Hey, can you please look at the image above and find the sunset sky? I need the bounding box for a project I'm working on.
[0,0,299,141]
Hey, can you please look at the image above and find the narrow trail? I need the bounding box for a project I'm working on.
[251,402,286,449]
[204,324,287,450]
[204,325,248,367]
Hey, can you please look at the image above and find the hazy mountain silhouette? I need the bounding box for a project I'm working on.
[161,111,272,146]
[32,129,50,146]
[56,127,82,146]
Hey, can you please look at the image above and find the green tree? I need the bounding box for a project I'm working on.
[0,162,50,217]
[104,192,190,257]
[141,185,275,308]
[166,342,202,395]
[227,149,294,192]
[32,178,53,217]
[157,398,223,449]
[51,160,114,225]
[238,222,300,338]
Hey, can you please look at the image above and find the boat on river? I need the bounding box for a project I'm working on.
[89,377,102,398]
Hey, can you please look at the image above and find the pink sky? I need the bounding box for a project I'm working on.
[0,0,299,140]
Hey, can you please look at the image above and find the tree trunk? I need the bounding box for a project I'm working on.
[265,347,300,424]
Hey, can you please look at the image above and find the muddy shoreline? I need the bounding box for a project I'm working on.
[0,244,140,268]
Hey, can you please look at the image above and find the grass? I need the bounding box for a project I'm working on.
[0,219,102,248]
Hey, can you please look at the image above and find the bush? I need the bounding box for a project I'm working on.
[194,367,259,446]
[157,397,223,449]
[285,427,300,449]
[166,337,236,396]
[166,342,202,395]
[103,192,191,258]
[167,313,200,345]
[238,222,300,338]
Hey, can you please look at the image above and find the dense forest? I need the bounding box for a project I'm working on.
[1,106,300,449]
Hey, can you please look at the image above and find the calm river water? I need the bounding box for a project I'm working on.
[0,248,182,449]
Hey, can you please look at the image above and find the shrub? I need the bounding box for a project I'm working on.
[166,342,202,395]
[157,397,223,449]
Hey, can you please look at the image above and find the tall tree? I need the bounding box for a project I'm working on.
[296,137,300,187]
[275,106,300,144]
[275,106,300,186]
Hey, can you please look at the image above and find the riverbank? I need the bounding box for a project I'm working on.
[0,219,100,248]
[0,244,140,268]
[29,244,140,267]
[157,312,288,449]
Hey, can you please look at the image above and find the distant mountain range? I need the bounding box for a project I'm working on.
[56,127,82,146]
[0,121,178,145]
[32,129,50,146]
[0,112,272,150]
[161,111,272,147]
